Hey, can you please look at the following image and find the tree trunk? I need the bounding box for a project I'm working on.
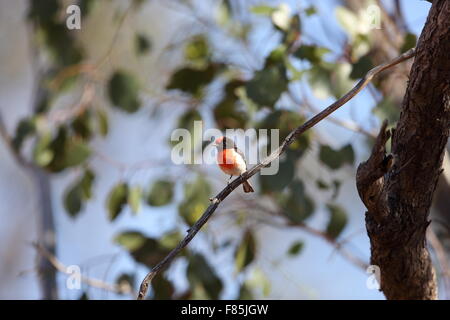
[356,0,450,300]
[33,166,58,299]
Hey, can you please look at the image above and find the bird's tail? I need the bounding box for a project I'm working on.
[242,180,254,193]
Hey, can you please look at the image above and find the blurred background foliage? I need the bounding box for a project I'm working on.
[1,0,448,300]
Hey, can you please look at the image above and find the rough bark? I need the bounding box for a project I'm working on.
[346,0,450,246]
[356,0,450,300]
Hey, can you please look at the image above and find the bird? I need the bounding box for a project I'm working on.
[212,136,254,193]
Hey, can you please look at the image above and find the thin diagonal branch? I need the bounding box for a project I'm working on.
[137,47,416,300]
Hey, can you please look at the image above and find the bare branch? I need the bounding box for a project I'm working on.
[33,243,133,297]
[137,48,416,300]
[289,87,377,139]
[238,196,368,270]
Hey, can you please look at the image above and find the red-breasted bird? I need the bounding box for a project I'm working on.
[213,136,254,193]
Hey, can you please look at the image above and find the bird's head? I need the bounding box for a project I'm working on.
[212,136,235,150]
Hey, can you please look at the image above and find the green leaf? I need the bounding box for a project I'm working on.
[307,61,354,100]
[63,169,95,218]
[187,253,223,300]
[33,132,54,166]
[107,183,129,221]
[260,156,294,193]
[13,118,36,151]
[331,179,342,200]
[238,283,254,300]
[304,5,317,16]
[213,80,248,130]
[108,71,141,113]
[71,111,93,140]
[293,45,330,64]
[267,45,288,63]
[63,183,83,218]
[79,0,95,15]
[216,0,231,25]
[245,63,288,108]
[40,22,83,67]
[116,273,135,292]
[42,127,91,172]
[319,146,337,168]
[171,109,203,153]
[251,5,276,15]
[135,33,151,55]
[258,110,310,157]
[235,230,256,272]
[350,54,373,80]
[147,180,174,207]
[115,231,171,268]
[329,63,354,98]
[319,144,354,170]
[283,180,315,223]
[316,179,329,190]
[282,14,301,48]
[158,231,183,250]
[185,35,209,65]
[80,169,95,199]
[401,33,417,53]
[96,109,109,137]
[63,140,91,167]
[326,204,348,239]
[179,176,211,226]
[114,231,146,251]
[340,144,355,164]
[177,109,202,133]
[152,273,175,300]
[62,169,95,218]
[288,241,304,256]
[43,127,67,171]
[166,65,217,96]
[128,186,142,214]
[307,65,333,99]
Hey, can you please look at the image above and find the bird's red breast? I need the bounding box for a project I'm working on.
[214,138,254,193]
[217,149,238,175]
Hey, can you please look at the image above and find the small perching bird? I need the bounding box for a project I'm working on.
[213,136,254,193]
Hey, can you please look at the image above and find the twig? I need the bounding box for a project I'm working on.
[47,83,95,124]
[137,48,416,300]
[33,243,133,297]
[254,214,368,270]
[289,87,377,139]
[235,195,368,270]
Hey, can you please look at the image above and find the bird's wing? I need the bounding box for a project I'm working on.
[234,145,247,170]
